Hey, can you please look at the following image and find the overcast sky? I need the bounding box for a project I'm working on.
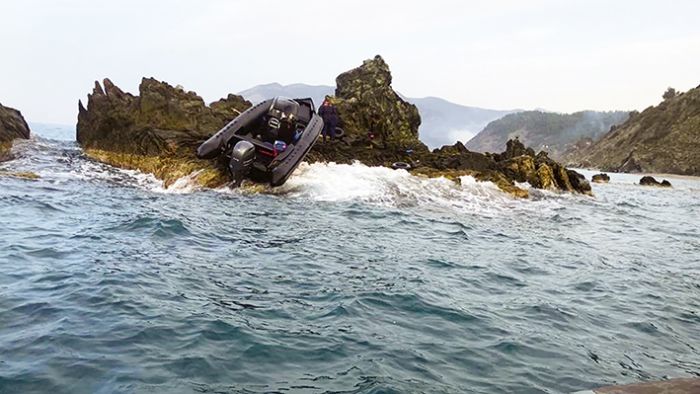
[2,0,699,124]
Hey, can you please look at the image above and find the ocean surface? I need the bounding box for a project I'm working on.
[1,124,699,394]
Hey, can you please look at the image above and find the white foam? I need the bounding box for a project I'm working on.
[31,144,575,214]
[270,162,520,213]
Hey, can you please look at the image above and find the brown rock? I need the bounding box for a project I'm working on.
[591,173,610,183]
[639,176,672,187]
[0,103,31,162]
[76,78,251,187]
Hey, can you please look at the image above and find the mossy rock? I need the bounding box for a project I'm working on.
[84,149,229,188]
[329,55,423,150]
[0,170,40,180]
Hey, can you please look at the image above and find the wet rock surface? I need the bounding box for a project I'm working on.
[639,176,672,187]
[76,57,591,197]
[591,377,700,394]
[0,103,31,162]
[591,173,610,183]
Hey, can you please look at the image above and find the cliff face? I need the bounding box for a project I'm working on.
[466,110,629,160]
[567,86,700,175]
[0,103,31,162]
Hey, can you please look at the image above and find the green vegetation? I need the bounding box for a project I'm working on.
[466,110,629,160]
[569,86,700,175]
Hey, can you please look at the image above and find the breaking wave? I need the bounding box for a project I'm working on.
[2,135,576,215]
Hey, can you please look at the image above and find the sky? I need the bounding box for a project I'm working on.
[1,0,699,124]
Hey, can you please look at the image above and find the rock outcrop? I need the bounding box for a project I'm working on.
[77,78,251,187]
[306,57,591,197]
[639,176,672,187]
[76,57,591,197]
[567,85,700,175]
[591,173,610,183]
[0,103,31,162]
[307,55,429,166]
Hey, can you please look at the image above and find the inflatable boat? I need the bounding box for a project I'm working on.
[197,97,323,187]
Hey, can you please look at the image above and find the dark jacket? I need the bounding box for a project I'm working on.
[318,104,339,125]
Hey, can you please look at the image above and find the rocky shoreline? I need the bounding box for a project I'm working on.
[566,85,700,176]
[0,103,31,162]
[75,56,591,197]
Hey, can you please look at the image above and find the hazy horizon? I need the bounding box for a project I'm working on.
[2,0,699,124]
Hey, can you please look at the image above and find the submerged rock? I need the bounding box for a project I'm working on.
[591,173,610,183]
[0,103,31,162]
[0,170,40,180]
[639,176,672,187]
[75,58,591,197]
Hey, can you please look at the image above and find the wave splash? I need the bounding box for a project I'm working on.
[272,162,514,210]
[4,136,554,212]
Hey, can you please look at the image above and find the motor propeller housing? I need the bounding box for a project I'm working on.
[228,140,256,186]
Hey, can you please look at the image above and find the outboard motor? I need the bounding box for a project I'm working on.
[228,140,255,187]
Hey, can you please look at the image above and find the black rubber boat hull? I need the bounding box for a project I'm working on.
[197,99,274,160]
[196,97,323,187]
[270,114,322,186]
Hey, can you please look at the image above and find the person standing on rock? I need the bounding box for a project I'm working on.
[318,97,339,142]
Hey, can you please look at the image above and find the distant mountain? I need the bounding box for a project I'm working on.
[566,86,700,175]
[466,110,630,160]
[407,97,517,148]
[238,83,517,148]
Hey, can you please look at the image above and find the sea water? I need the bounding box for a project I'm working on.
[1,124,698,393]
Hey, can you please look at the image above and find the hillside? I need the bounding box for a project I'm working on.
[466,110,629,160]
[567,86,700,175]
[407,97,516,148]
[237,83,516,148]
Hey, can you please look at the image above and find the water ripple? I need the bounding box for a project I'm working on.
[0,129,699,393]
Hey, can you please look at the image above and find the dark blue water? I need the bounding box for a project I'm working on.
[1,124,699,393]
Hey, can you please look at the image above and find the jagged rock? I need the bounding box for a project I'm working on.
[591,173,610,183]
[334,55,422,148]
[307,55,429,166]
[639,176,672,187]
[76,58,592,197]
[0,103,31,162]
[426,143,496,172]
[77,78,251,187]
[498,155,536,183]
[496,137,535,161]
[566,169,591,194]
[532,164,556,189]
